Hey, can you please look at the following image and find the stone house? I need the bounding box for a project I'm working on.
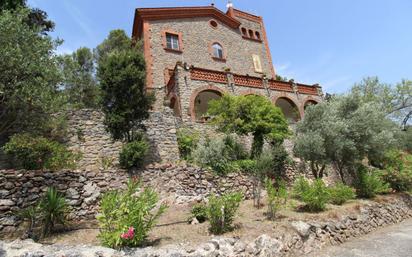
[132,4,323,124]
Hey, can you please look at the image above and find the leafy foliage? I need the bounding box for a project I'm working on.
[119,134,149,169]
[58,47,101,109]
[176,128,199,160]
[295,94,397,183]
[355,166,390,198]
[39,187,69,236]
[328,183,355,205]
[190,203,208,223]
[192,135,247,175]
[97,30,154,142]
[97,180,167,248]
[292,176,311,200]
[265,179,288,220]
[3,133,80,170]
[294,178,330,212]
[228,159,257,174]
[208,94,290,157]
[206,192,242,234]
[380,151,412,192]
[0,8,64,141]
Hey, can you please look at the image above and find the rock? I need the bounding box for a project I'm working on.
[190,217,199,225]
[0,190,10,198]
[291,221,312,239]
[248,234,283,257]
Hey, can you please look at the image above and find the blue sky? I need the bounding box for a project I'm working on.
[28,0,412,93]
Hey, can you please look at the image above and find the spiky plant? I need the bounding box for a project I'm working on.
[39,187,68,236]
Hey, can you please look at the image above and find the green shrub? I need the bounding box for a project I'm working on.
[39,187,69,236]
[207,192,242,234]
[381,152,412,192]
[265,178,288,220]
[296,178,330,212]
[229,159,257,174]
[190,203,208,223]
[270,143,289,178]
[223,134,248,160]
[356,167,390,198]
[119,135,149,169]
[192,135,247,175]
[3,133,80,170]
[292,176,311,200]
[97,180,167,248]
[176,128,199,160]
[328,183,355,205]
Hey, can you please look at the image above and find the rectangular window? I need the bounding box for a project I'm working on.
[166,33,179,50]
[252,54,263,73]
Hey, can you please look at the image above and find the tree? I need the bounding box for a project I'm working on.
[94,29,132,62]
[295,94,397,183]
[208,94,290,157]
[58,47,101,108]
[0,8,63,141]
[97,30,154,142]
[0,0,54,34]
[352,77,412,129]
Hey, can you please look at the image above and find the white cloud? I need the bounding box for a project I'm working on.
[55,45,73,55]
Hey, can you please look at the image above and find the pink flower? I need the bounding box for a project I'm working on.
[120,226,135,240]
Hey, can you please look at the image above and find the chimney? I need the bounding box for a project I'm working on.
[227,1,235,18]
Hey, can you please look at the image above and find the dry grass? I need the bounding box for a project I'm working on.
[38,194,400,248]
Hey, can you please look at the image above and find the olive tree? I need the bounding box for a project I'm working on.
[294,94,397,183]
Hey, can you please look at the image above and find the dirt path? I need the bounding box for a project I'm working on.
[313,218,412,257]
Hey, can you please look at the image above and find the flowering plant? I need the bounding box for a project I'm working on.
[120,226,135,240]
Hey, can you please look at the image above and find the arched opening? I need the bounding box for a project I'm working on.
[248,29,254,38]
[304,100,318,110]
[169,97,180,117]
[241,27,247,36]
[275,97,301,123]
[194,90,222,122]
[255,31,261,40]
[212,43,224,59]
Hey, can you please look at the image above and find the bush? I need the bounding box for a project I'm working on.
[229,159,257,174]
[176,128,199,160]
[207,192,242,234]
[119,135,149,169]
[265,179,288,220]
[270,143,289,178]
[296,178,330,212]
[223,134,248,160]
[192,135,247,175]
[39,187,69,236]
[3,133,80,170]
[97,180,167,248]
[356,167,390,198]
[381,151,412,192]
[328,183,355,205]
[190,203,208,223]
[292,176,311,200]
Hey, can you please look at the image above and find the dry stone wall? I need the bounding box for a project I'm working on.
[0,164,255,235]
[1,195,411,256]
[65,109,180,170]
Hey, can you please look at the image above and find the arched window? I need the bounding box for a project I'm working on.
[212,43,224,59]
[304,100,318,110]
[248,29,254,38]
[241,27,247,36]
[255,31,261,40]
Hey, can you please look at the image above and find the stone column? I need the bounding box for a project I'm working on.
[226,72,236,93]
[175,63,192,123]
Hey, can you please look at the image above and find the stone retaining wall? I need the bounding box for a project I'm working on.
[1,195,411,256]
[0,164,255,235]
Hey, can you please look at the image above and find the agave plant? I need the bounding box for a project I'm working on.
[39,187,69,236]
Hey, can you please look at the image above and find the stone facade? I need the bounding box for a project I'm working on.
[133,5,324,119]
[0,164,255,234]
[1,195,411,256]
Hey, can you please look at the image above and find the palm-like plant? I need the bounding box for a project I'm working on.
[39,187,68,236]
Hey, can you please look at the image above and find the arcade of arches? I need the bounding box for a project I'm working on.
[187,90,319,123]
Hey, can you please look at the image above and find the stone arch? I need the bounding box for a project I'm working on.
[239,90,266,97]
[273,96,301,123]
[303,98,319,110]
[189,85,226,122]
